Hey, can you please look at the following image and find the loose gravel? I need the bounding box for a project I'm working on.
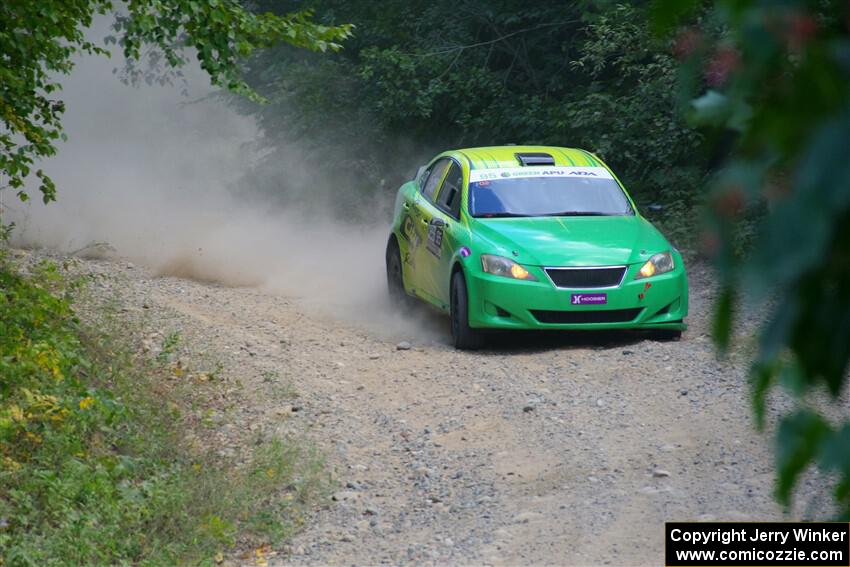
[25,250,835,566]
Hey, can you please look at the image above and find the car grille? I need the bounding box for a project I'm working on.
[530,308,643,325]
[544,266,626,288]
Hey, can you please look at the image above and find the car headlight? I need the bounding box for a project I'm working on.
[636,251,675,279]
[480,254,538,281]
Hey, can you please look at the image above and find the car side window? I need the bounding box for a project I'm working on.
[421,158,450,202]
[435,162,463,220]
[418,165,432,190]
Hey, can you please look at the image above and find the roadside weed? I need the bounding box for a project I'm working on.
[0,254,327,565]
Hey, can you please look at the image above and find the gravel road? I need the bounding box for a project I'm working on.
[40,252,830,566]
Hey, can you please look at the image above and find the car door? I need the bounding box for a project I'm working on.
[404,158,450,299]
[409,157,451,303]
[416,159,464,308]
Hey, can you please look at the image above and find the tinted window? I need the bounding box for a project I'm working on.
[469,175,633,218]
[417,164,431,188]
[421,158,451,202]
[436,162,463,219]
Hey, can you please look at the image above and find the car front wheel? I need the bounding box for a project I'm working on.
[450,271,484,350]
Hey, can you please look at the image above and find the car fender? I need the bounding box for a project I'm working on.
[444,226,480,308]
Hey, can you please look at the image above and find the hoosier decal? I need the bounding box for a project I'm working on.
[571,293,607,305]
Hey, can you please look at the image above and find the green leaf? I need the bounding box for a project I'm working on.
[712,285,734,352]
[776,410,831,507]
[778,359,806,398]
[750,360,775,430]
[690,90,731,126]
[819,424,850,511]
[649,0,701,35]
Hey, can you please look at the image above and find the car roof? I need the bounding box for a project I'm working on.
[452,145,603,169]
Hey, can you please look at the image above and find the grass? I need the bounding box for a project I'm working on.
[0,252,328,566]
[261,371,300,400]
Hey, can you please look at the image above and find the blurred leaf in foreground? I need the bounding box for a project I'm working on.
[653,0,850,517]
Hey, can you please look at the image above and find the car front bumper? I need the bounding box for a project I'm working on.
[465,263,688,331]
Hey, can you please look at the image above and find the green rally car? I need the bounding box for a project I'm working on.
[385,146,688,349]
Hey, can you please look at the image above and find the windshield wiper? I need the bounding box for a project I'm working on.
[542,211,613,217]
[478,211,632,218]
[477,212,532,218]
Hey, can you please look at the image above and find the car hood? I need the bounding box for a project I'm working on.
[468,215,670,267]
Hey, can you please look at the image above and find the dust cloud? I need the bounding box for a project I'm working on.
[5,22,446,343]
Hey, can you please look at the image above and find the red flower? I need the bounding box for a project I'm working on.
[713,185,746,218]
[673,28,703,60]
[705,47,740,87]
[784,12,818,51]
[700,230,721,257]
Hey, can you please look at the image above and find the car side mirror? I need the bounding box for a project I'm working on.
[647,203,664,214]
[414,165,426,182]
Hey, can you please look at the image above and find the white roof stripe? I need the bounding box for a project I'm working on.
[468,166,613,183]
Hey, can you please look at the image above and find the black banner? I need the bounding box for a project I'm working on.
[666,522,850,566]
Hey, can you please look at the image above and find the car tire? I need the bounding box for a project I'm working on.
[451,271,484,350]
[385,238,410,307]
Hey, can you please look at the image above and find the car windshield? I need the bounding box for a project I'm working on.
[468,168,634,218]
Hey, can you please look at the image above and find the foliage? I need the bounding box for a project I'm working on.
[0,255,328,565]
[0,0,351,204]
[654,0,850,516]
[238,0,706,242]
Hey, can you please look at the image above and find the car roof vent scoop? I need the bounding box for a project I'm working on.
[515,152,556,166]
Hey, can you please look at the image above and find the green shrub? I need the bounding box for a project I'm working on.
[0,254,327,565]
